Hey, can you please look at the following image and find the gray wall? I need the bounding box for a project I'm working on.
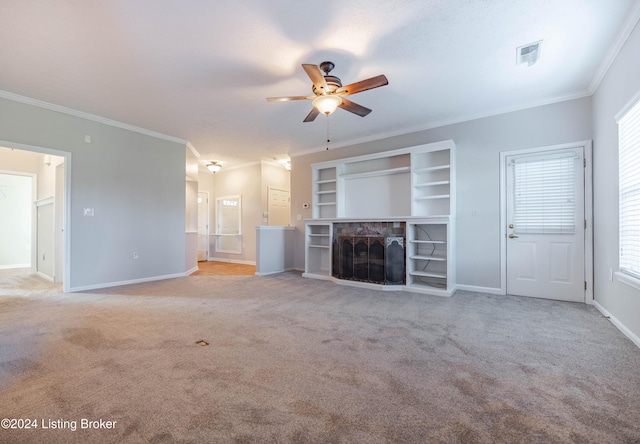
[0,97,187,290]
[592,20,640,339]
[291,97,593,290]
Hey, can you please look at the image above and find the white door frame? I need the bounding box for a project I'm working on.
[499,140,593,303]
[197,191,209,261]
[0,139,72,292]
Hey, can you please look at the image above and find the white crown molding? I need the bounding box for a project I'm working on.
[186,142,200,158]
[290,89,591,158]
[588,1,640,94]
[220,160,261,172]
[0,89,188,145]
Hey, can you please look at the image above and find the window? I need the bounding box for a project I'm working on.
[512,153,577,234]
[618,96,640,280]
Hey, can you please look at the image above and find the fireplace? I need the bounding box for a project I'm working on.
[332,222,405,285]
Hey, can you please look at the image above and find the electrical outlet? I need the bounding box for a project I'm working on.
[132,251,139,260]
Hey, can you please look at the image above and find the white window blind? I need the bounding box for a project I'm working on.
[512,154,577,234]
[619,97,640,279]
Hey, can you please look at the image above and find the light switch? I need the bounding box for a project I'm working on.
[83,208,94,217]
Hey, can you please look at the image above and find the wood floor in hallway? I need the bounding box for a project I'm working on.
[191,261,256,276]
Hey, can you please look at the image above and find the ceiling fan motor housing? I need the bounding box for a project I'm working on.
[313,75,342,95]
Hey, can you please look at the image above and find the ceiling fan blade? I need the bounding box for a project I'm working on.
[339,98,372,117]
[266,96,314,102]
[336,74,388,96]
[303,107,320,122]
[302,64,329,94]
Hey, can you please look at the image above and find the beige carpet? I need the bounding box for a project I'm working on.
[1,269,639,443]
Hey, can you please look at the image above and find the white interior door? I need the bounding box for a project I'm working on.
[506,147,585,302]
[268,187,290,226]
[197,192,209,261]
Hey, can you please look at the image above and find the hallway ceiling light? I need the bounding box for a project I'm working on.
[207,162,221,173]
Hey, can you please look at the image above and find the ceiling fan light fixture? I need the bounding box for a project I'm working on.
[313,95,342,115]
[206,162,222,173]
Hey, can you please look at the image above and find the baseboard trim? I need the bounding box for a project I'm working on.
[456,284,505,295]
[68,272,187,292]
[0,263,30,270]
[36,271,54,282]
[209,258,256,266]
[255,267,295,277]
[593,300,640,349]
[185,266,199,276]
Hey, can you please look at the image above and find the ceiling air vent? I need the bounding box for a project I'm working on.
[516,40,542,66]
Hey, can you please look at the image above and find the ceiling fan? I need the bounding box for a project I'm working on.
[267,61,388,122]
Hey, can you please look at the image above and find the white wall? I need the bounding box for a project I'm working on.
[592,20,640,341]
[0,146,41,174]
[37,154,64,199]
[0,173,32,267]
[291,97,593,289]
[0,97,187,290]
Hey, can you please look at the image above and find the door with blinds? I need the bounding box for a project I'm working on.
[506,147,585,302]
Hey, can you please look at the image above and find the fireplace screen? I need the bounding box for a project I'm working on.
[332,222,405,285]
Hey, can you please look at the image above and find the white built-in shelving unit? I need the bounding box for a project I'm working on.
[312,167,338,219]
[303,222,332,279]
[305,140,456,296]
[411,142,455,218]
[405,218,456,295]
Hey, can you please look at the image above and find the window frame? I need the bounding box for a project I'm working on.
[616,91,640,289]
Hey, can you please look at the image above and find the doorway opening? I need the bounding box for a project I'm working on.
[0,142,71,292]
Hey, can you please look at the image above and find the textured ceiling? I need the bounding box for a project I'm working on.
[0,0,638,167]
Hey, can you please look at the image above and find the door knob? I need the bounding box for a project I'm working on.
[508,234,519,239]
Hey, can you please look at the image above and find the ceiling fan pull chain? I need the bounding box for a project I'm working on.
[326,115,330,150]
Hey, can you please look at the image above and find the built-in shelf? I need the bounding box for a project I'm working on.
[414,180,450,187]
[410,270,447,279]
[405,220,454,295]
[305,222,332,278]
[414,164,450,173]
[341,166,411,180]
[414,194,450,200]
[410,255,447,261]
[306,140,456,296]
